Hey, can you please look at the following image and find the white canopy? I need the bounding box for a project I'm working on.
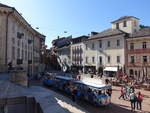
[103,66,118,72]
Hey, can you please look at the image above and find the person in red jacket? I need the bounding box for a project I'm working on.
[137,91,143,110]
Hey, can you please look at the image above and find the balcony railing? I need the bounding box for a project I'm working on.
[17,59,23,65]
[17,32,24,39]
[28,39,33,44]
[28,60,32,64]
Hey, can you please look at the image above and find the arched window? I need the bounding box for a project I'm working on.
[129,69,134,76]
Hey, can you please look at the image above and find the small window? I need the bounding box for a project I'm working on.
[92,57,95,63]
[107,41,110,47]
[108,56,111,63]
[25,51,27,61]
[134,29,137,32]
[12,37,15,44]
[99,56,102,65]
[142,42,147,49]
[130,43,134,50]
[116,23,119,29]
[92,43,94,49]
[117,56,120,63]
[17,40,20,46]
[117,39,120,46]
[17,48,20,58]
[131,56,135,63]
[134,21,137,27]
[123,21,127,27]
[86,44,88,50]
[99,40,102,48]
[143,56,147,63]
[86,57,88,63]
[12,46,15,60]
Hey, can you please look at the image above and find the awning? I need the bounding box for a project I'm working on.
[103,67,118,72]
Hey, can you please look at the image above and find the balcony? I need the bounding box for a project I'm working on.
[28,39,33,44]
[28,60,32,64]
[17,59,23,65]
[17,32,24,39]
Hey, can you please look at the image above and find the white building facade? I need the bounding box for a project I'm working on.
[84,16,140,76]
[0,4,45,74]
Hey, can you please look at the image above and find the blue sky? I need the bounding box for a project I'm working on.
[0,0,150,48]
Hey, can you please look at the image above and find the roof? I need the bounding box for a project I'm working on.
[103,66,118,72]
[0,3,45,38]
[72,35,89,44]
[128,27,150,39]
[88,28,125,40]
[55,76,77,81]
[0,3,12,8]
[111,16,139,23]
[74,78,111,89]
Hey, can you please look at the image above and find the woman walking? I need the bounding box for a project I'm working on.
[137,91,143,110]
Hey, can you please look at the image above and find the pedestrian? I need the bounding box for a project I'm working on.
[136,91,143,110]
[119,87,125,100]
[124,86,128,100]
[130,90,137,111]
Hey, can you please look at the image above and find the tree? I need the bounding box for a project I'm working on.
[140,24,149,29]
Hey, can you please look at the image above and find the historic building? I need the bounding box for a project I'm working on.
[70,35,88,73]
[84,16,139,76]
[0,3,45,75]
[127,27,150,81]
[52,36,72,72]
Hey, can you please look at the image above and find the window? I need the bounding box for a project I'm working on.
[117,56,120,63]
[107,41,110,47]
[99,56,102,65]
[116,23,119,29]
[22,50,24,60]
[108,56,111,63]
[17,48,20,58]
[134,29,137,32]
[130,56,135,63]
[17,40,20,46]
[25,50,27,61]
[12,46,15,60]
[142,42,147,49]
[22,42,24,49]
[86,57,88,63]
[123,21,127,27]
[143,56,147,63]
[129,69,134,76]
[134,21,137,27]
[99,40,102,48]
[117,39,120,46]
[86,44,88,50]
[92,43,94,49]
[92,57,95,63]
[130,43,134,50]
[12,37,15,44]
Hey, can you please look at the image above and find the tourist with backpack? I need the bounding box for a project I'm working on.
[137,91,143,110]
[130,90,137,111]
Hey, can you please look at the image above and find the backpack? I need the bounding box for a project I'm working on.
[137,94,143,102]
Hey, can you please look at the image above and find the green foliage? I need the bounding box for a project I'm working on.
[140,24,149,29]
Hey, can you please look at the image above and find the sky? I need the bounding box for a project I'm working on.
[0,0,150,48]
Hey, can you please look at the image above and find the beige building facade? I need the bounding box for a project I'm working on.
[0,4,45,75]
[127,30,150,81]
[84,16,140,76]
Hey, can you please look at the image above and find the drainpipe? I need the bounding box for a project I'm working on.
[5,8,14,68]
